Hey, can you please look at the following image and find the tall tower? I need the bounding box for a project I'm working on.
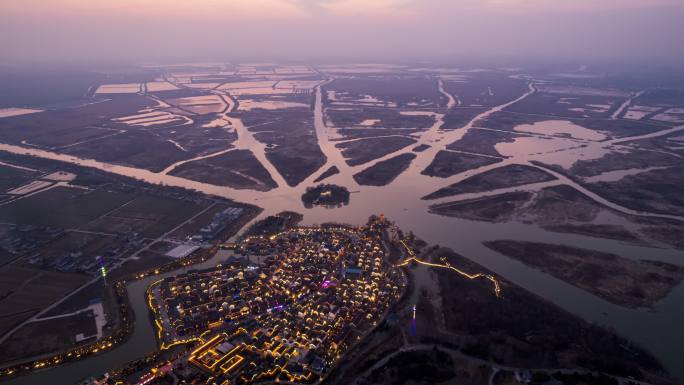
[96,256,107,286]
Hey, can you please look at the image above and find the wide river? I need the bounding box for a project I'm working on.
[2,81,683,384]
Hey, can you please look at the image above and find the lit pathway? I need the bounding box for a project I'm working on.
[396,240,501,297]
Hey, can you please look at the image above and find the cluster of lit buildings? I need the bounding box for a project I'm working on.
[148,217,404,384]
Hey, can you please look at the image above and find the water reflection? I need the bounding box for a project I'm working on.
[2,78,684,384]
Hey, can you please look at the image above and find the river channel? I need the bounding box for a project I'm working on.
[2,80,683,384]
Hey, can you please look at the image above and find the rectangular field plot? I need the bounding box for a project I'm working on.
[145,81,179,92]
[95,83,142,94]
[25,231,118,273]
[238,99,309,111]
[0,108,44,119]
[218,80,276,90]
[112,110,189,127]
[0,186,135,228]
[0,164,40,192]
[0,310,99,362]
[92,195,208,238]
[0,266,88,337]
[318,64,407,74]
[7,180,53,195]
[167,95,226,115]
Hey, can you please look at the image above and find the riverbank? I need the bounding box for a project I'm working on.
[0,201,261,382]
[327,230,676,385]
[484,240,684,309]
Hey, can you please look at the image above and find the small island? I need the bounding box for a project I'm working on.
[301,183,350,208]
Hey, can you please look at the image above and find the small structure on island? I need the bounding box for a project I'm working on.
[301,184,350,209]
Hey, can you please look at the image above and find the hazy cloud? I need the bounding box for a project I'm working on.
[1,0,683,65]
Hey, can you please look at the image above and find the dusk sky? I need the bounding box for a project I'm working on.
[1,0,683,65]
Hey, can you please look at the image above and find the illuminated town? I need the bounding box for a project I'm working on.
[146,217,405,384]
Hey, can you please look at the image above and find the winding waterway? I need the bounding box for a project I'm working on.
[2,78,684,384]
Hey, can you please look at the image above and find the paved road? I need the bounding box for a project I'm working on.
[0,201,218,346]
